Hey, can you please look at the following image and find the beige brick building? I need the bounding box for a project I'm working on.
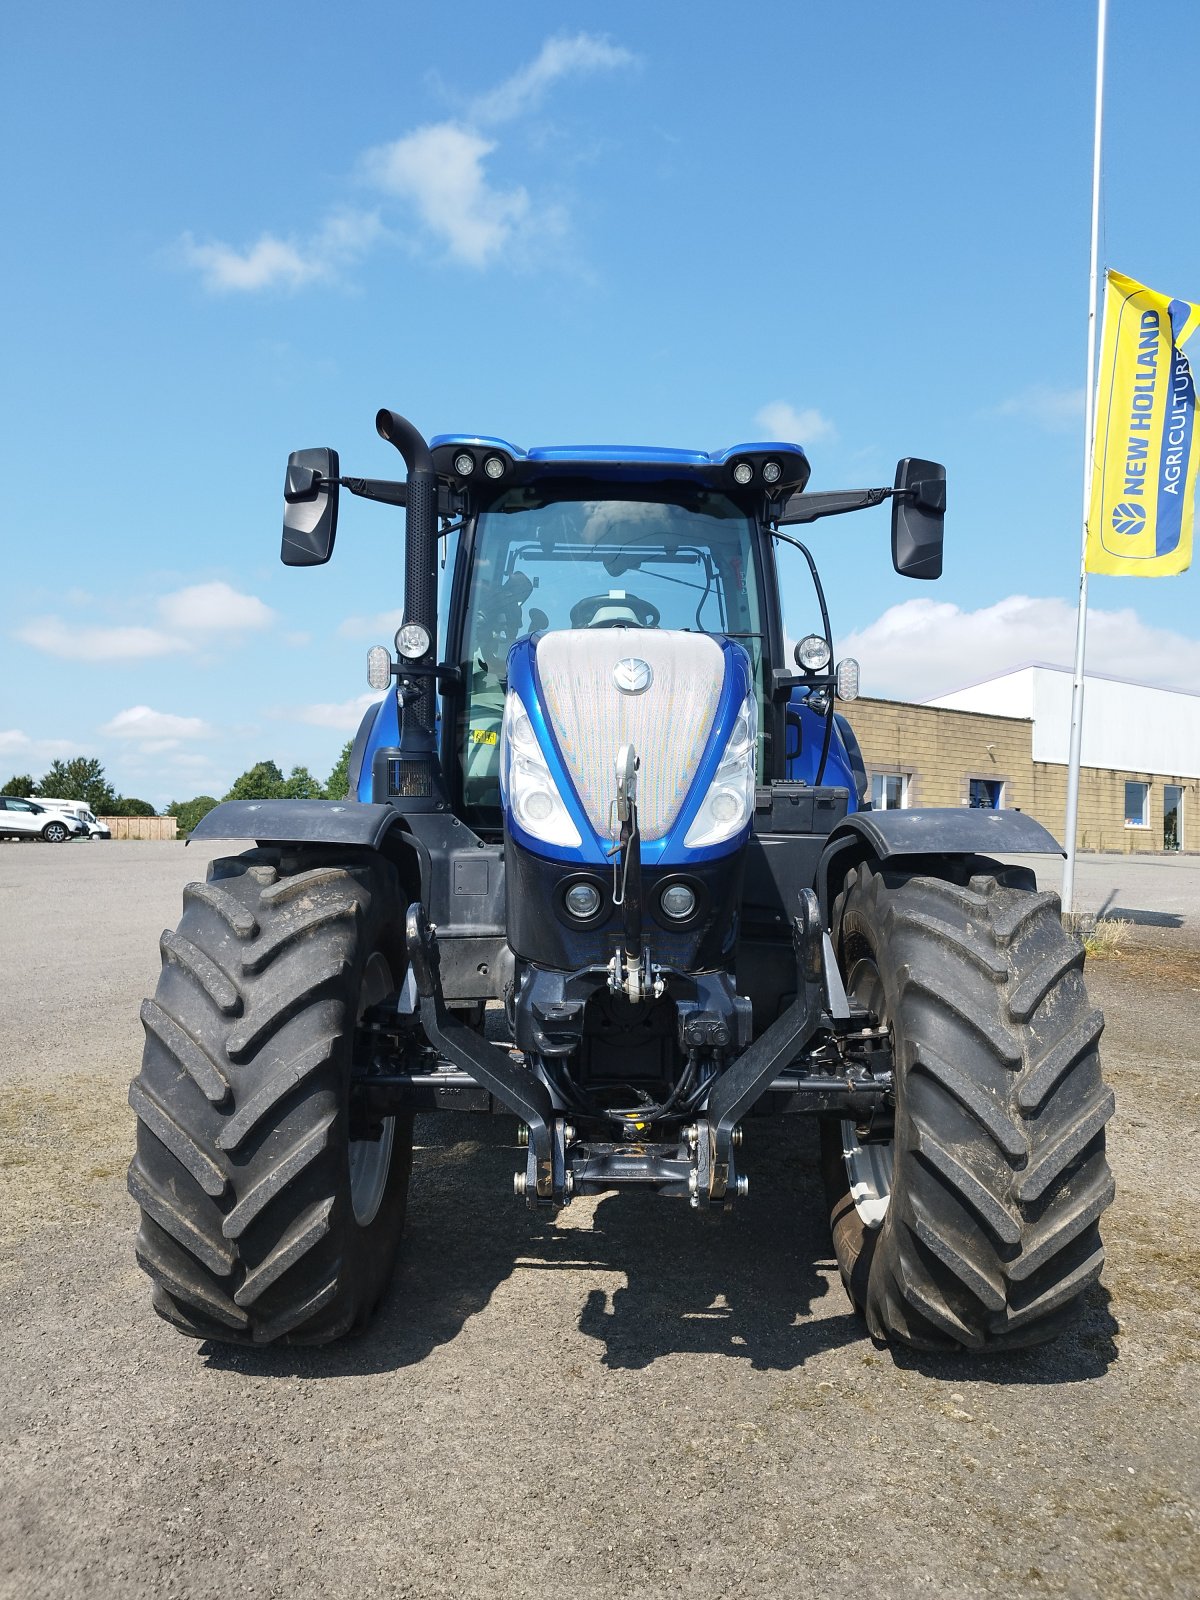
[845,677,1198,856]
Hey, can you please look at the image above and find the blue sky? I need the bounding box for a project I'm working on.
[3,0,1200,807]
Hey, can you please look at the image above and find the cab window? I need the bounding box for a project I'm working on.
[456,488,766,822]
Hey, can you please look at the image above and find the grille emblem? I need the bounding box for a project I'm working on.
[613,657,653,695]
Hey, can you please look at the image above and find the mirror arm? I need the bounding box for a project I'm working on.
[776,486,894,526]
[338,475,408,507]
[335,477,464,519]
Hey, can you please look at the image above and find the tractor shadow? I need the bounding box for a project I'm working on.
[200,1115,858,1378]
[571,1120,857,1371]
[200,1116,1118,1383]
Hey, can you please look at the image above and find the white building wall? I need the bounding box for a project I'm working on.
[933,667,1037,721]
[931,665,1200,779]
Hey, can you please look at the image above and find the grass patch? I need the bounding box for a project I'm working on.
[1063,913,1133,960]
[0,1075,132,1269]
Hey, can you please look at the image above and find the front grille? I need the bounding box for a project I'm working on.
[536,630,725,841]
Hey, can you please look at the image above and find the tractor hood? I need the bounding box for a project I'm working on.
[501,629,755,868]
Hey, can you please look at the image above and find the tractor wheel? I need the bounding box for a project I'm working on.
[128,847,413,1345]
[821,861,1114,1351]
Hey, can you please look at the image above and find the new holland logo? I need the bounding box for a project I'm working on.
[613,657,653,694]
[1111,501,1147,538]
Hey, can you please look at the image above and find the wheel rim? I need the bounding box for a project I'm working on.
[46,825,66,842]
[348,950,396,1227]
[841,954,894,1230]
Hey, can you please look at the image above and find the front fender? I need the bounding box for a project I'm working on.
[187,798,402,851]
[816,807,1063,923]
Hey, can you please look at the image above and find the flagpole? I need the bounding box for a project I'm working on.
[1062,0,1108,918]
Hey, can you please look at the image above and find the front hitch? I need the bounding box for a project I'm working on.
[405,904,563,1206]
[699,887,828,1204]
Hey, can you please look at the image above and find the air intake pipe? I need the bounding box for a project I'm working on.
[374,409,445,808]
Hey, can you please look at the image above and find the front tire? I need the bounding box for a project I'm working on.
[42,821,70,843]
[821,862,1114,1351]
[128,847,413,1345]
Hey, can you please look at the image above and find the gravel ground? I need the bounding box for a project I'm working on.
[1,841,1197,1599]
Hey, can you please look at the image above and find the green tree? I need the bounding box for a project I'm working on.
[166,795,219,835]
[224,760,286,801]
[111,796,156,817]
[326,740,353,801]
[37,756,118,813]
[0,773,35,797]
[281,764,325,800]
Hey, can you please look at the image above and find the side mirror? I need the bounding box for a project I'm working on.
[281,448,340,566]
[891,457,945,579]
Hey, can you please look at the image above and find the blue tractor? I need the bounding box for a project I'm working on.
[128,411,1114,1352]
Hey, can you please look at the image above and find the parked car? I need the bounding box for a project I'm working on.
[36,798,112,839]
[0,798,86,842]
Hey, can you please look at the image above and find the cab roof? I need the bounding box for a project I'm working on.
[428,435,811,498]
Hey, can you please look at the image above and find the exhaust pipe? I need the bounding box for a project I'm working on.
[374,409,445,808]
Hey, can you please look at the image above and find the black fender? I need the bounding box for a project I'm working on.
[816,807,1063,924]
[189,798,402,851]
[187,798,428,899]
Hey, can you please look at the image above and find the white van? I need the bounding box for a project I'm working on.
[36,798,112,840]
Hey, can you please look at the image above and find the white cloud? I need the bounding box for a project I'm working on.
[470,33,636,125]
[839,594,1200,704]
[991,384,1084,433]
[0,730,78,766]
[158,581,275,633]
[292,692,383,731]
[176,34,632,288]
[337,608,406,641]
[16,617,187,661]
[101,706,212,741]
[755,402,838,446]
[362,124,536,269]
[16,582,274,663]
[177,208,384,294]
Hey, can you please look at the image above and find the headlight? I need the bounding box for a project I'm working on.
[396,621,432,660]
[564,881,602,919]
[795,634,832,672]
[660,882,697,920]
[500,691,581,849]
[684,691,757,849]
[453,452,475,476]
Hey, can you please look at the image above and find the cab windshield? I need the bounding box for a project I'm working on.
[456,487,766,817]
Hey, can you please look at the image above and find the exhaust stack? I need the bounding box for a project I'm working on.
[374,410,445,809]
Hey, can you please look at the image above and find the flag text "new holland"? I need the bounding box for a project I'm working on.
[1123,309,1190,499]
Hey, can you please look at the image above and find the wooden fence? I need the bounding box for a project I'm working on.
[99,816,178,840]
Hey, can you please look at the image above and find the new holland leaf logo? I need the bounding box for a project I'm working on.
[613,657,653,694]
[1111,502,1147,538]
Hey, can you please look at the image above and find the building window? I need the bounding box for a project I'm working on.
[871,772,909,810]
[1124,781,1149,828]
[1164,785,1183,852]
[968,778,1004,809]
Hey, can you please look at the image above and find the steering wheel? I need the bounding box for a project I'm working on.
[569,592,661,628]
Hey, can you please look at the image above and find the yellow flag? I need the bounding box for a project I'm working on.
[1086,269,1200,576]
